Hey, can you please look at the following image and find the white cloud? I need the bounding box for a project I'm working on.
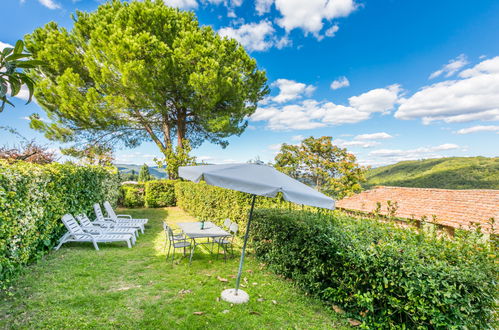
[330,76,350,90]
[271,79,316,103]
[38,0,61,9]
[354,132,393,140]
[252,84,401,131]
[348,84,401,113]
[0,41,13,51]
[268,143,283,151]
[291,135,304,141]
[429,54,468,79]
[368,144,460,163]
[275,0,357,37]
[456,125,499,134]
[335,139,380,148]
[255,0,273,15]
[325,24,339,37]
[396,56,499,124]
[164,0,198,9]
[219,21,280,52]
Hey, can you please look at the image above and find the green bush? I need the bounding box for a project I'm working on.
[251,208,498,328]
[145,180,176,208]
[119,183,145,208]
[174,181,296,233]
[0,161,119,286]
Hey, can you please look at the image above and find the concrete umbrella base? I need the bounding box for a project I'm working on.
[221,289,249,304]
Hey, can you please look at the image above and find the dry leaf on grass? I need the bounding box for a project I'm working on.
[348,319,362,326]
[271,300,277,305]
[257,298,265,302]
[217,276,228,282]
[178,289,192,295]
[249,311,261,315]
[247,269,253,273]
[222,310,230,314]
[252,282,258,285]
[332,305,344,314]
[193,312,204,315]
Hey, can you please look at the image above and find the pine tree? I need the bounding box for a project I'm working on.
[138,164,151,182]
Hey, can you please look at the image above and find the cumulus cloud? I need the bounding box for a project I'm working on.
[335,139,380,148]
[219,21,286,52]
[291,135,304,141]
[456,125,499,134]
[275,0,356,37]
[252,84,401,130]
[164,0,198,9]
[255,0,273,15]
[330,76,349,90]
[429,54,468,79]
[348,84,401,113]
[324,24,340,37]
[272,79,316,103]
[37,0,61,9]
[396,56,499,124]
[0,41,13,50]
[354,132,393,140]
[369,144,460,163]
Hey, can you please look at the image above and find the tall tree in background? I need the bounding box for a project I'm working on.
[24,0,268,177]
[138,164,151,182]
[274,136,367,199]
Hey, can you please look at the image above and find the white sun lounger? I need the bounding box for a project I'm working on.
[55,214,133,250]
[94,203,145,234]
[75,213,139,244]
[103,201,148,225]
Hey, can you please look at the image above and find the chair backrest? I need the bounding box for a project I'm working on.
[76,214,93,227]
[229,222,239,235]
[223,218,232,228]
[61,214,84,234]
[163,222,169,238]
[94,203,107,222]
[103,201,117,220]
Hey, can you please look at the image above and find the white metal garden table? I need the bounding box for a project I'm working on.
[177,221,231,263]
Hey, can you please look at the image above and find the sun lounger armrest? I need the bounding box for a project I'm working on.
[116,214,132,219]
[72,233,95,240]
[82,226,103,234]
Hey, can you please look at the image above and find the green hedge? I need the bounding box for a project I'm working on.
[251,208,498,328]
[174,181,297,233]
[0,161,119,286]
[118,183,145,208]
[145,180,176,208]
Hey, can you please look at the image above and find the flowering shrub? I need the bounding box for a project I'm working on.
[251,208,498,328]
[0,161,119,286]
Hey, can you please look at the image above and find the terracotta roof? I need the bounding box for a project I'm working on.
[336,186,499,234]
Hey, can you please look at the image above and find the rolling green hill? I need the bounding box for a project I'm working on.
[116,164,167,179]
[364,157,499,190]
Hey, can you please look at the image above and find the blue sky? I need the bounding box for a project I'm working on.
[1,0,499,166]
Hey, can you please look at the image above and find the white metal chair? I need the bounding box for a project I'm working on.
[55,214,133,250]
[162,222,186,250]
[76,213,138,244]
[215,222,238,260]
[103,201,148,225]
[94,203,145,234]
[223,218,232,229]
[165,226,191,262]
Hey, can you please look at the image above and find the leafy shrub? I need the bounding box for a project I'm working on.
[144,180,176,208]
[0,160,119,286]
[119,183,145,208]
[174,181,296,233]
[251,208,498,328]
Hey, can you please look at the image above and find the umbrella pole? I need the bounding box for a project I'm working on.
[234,194,256,295]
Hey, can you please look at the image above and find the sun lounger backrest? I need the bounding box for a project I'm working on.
[103,201,117,219]
[76,214,92,227]
[94,203,106,221]
[61,214,84,234]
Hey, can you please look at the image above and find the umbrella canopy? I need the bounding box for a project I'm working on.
[179,163,335,209]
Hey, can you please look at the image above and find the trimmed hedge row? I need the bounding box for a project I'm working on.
[251,208,498,328]
[0,161,119,286]
[118,180,177,208]
[174,181,296,232]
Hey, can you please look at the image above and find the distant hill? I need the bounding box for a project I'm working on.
[364,157,499,190]
[115,164,167,179]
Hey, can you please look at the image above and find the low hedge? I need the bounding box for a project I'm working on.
[0,161,119,286]
[145,180,176,208]
[118,183,145,208]
[251,208,498,328]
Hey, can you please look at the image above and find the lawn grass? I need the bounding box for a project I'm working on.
[0,207,351,329]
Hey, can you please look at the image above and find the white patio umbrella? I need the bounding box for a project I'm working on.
[179,162,335,303]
